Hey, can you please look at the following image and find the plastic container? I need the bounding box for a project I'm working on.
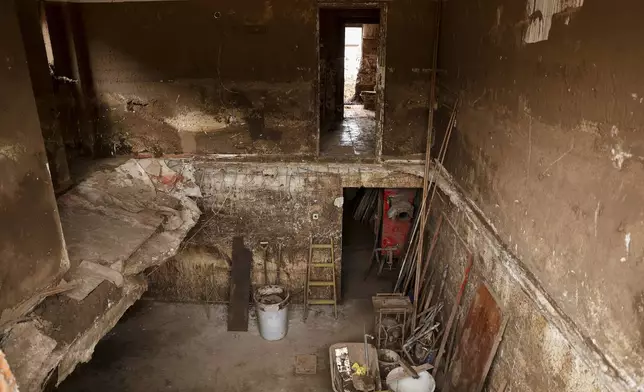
[254,285,290,341]
[386,367,436,392]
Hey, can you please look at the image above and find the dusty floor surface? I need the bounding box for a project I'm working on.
[57,300,374,392]
[321,105,376,157]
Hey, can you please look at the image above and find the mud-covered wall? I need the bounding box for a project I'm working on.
[76,0,317,156]
[437,0,644,389]
[61,0,436,158]
[15,0,71,191]
[428,188,605,392]
[149,164,343,302]
[381,0,437,157]
[0,0,68,315]
[147,162,422,302]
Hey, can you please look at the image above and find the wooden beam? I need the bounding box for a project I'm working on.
[227,236,252,332]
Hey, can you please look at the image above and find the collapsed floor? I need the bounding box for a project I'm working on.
[0,159,201,391]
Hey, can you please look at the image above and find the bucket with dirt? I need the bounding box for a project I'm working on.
[378,349,400,378]
[254,285,290,341]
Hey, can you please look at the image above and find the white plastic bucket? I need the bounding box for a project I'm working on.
[254,285,290,341]
[386,367,436,392]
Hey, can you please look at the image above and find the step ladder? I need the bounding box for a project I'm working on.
[304,237,337,320]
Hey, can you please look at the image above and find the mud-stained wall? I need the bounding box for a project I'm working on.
[15,0,71,191]
[147,162,422,302]
[0,0,68,314]
[428,190,603,392]
[438,0,644,389]
[60,0,436,158]
[149,164,343,302]
[76,0,317,156]
[382,0,436,157]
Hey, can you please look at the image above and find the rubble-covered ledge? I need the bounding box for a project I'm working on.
[0,159,202,392]
[190,159,426,189]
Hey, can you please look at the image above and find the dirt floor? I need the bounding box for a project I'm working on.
[56,300,374,392]
[321,105,376,158]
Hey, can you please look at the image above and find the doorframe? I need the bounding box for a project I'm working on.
[315,1,388,159]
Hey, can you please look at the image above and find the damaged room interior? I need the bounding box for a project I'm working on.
[1,0,643,391]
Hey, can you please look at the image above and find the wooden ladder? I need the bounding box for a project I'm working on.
[304,237,337,320]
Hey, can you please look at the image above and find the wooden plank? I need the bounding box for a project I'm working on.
[227,236,252,332]
[446,283,504,392]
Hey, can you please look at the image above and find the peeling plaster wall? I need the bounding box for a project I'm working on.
[438,0,644,389]
[524,0,585,43]
[0,0,68,314]
[147,161,422,302]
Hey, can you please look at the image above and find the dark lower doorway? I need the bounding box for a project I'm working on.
[341,188,418,300]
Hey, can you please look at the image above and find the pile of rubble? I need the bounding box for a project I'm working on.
[0,159,201,392]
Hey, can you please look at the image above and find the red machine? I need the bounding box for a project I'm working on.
[380,189,416,256]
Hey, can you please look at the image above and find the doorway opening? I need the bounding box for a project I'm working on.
[343,26,362,104]
[341,188,419,300]
[319,8,383,158]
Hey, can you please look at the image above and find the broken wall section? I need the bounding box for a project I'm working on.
[1,158,201,392]
[149,163,343,302]
[147,162,424,303]
[438,0,644,388]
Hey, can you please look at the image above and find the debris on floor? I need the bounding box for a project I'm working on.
[0,158,201,392]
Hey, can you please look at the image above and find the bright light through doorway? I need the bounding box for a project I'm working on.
[344,26,362,104]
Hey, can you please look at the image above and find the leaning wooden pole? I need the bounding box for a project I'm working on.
[413,0,443,330]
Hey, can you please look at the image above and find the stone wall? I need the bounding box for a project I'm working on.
[147,162,423,303]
